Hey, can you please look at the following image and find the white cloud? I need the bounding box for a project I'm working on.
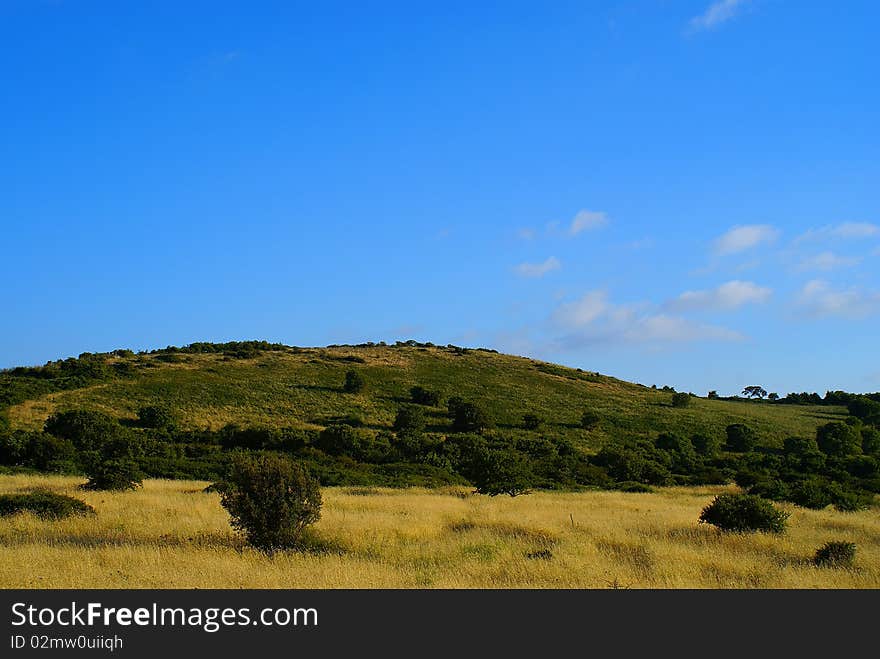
[668,280,772,311]
[713,224,779,255]
[797,251,862,272]
[516,228,536,241]
[551,289,743,347]
[552,291,609,327]
[796,222,880,243]
[795,280,880,319]
[514,257,561,278]
[688,0,749,33]
[569,210,608,236]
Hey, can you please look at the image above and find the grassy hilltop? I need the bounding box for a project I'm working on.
[2,341,841,449]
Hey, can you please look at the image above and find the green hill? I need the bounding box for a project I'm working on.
[2,341,841,449]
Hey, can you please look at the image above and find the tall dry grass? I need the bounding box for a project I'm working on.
[0,474,877,588]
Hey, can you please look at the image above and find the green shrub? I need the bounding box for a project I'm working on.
[410,386,441,407]
[220,453,322,553]
[698,494,789,533]
[813,541,856,568]
[24,433,77,471]
[393,406,426,434]
[137,405,177,430]
[816,422,862,458]
[614,481,653,493]
[343,370,365,393]
[44,410,124,452]
[84,458,143,491]
[0,491,95,519]
[451,402,491,433]
[580,411,601,430]
[691,434,722,457]
[671,392,691,408]
[522,414,543,431]
[470,448,535,497]
[314,424,374,460]
[725,424,757,452]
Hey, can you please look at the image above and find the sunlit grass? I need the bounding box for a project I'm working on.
[1,474,876,589]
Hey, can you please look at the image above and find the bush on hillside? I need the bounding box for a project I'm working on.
[220,453,322,553]
[137,405,177,430]
[0,491,95,519]
[816,422,862,458]
[451,402,491,433]
[522,414,544,431]
[410,386,441,407]
[671,392,691,408]
[470,448,535,497]
[691,433,722,457]
[813,541,856,568]
[393,406,426,434]
[725,424,757,452]
[83,458,143,490]
[580,411,601,431]
[343,370,365,393]
[698,494,789,533]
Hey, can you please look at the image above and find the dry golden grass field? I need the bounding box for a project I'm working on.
[0,474,877,588]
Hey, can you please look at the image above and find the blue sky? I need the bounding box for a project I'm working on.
[2,1,878,396]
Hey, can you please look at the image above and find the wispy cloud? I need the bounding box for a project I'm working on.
[551,290,743,347]
[796,222,880,243]
[514,257,561,279]
[516,228,536,241]
[688,0,749,33]
[667,280,772,312]
[569,210,608,236]
[795,280,880,319]
[796,251,862,272]
[713,224,779,255]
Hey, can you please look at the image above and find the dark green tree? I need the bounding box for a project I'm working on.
[393,406,426,434]
[137,405,177,430]
[343,369,365,393]
[471,448,535,497]
[451,402,491,433]
[816,421,862,458]
[220,453,322,553]
[698,494,789,533]
[671,392,691,408]
[725,424,757,452]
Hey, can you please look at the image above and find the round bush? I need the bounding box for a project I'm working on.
[725,424,757,452]
[410,386,441,407]
[137,405,177,430]
[813,541,856,568]
[580,411,601,430]
[343,370,365,393]
[220,453,322,553]
[393,406,426,434]
[671,392,691,408]
[698,493,789,533]
[84,458,143,491]
[0,491,95,519]
[522,414,543,431]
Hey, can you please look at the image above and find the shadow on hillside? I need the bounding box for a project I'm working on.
[292,384,342,393]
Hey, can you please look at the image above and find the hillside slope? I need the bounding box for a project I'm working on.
[2,342,841,450]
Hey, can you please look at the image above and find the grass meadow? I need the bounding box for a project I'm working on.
[1,474,877,589]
